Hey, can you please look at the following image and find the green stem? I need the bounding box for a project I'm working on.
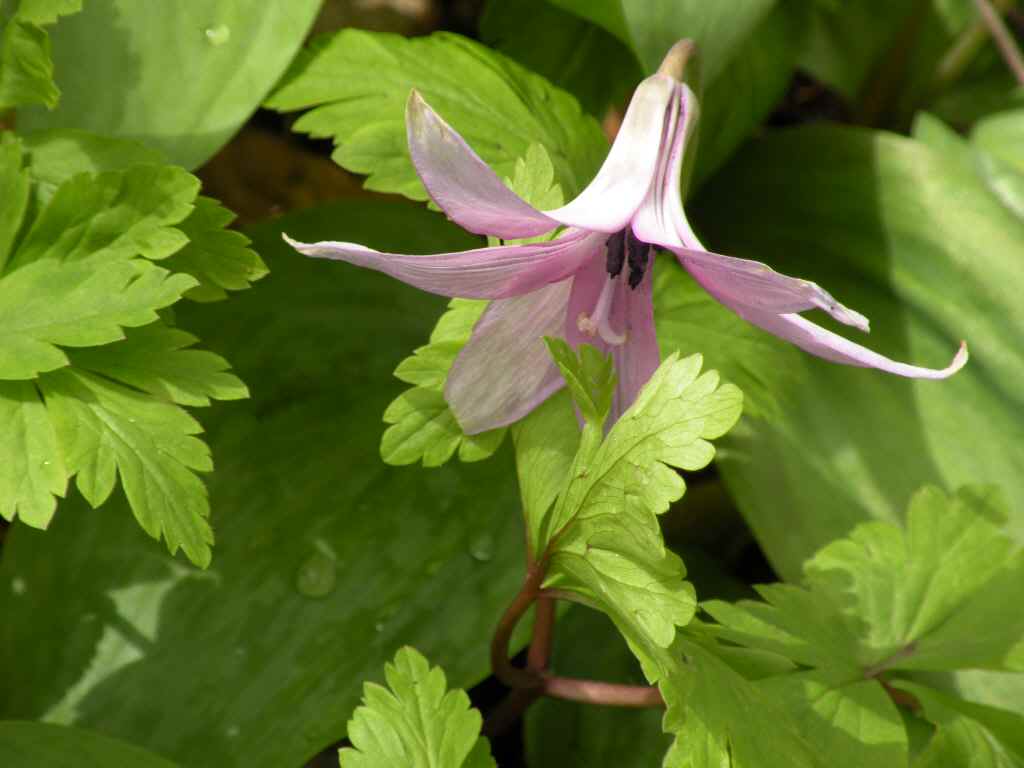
[975,0,1024,84]
[933,0,1018,91]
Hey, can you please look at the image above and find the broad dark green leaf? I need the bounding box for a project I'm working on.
[0,721,178,768]
[548,0,809,184]
[686,122,1024,579]
[479,0,642,118]
[17,0,321,169]
[266,29,607,201]
[0,200,527,768]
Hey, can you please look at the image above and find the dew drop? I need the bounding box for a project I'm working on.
[10,577,26,596]
[225,724,240,739]
[205,24,230,46]
[294,551,337,598]
[468,532,494,562]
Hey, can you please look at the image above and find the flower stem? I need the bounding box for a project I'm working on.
[933,0,1018,91]
[541,676,664,708]
[975,0,1024,85]
[490,563,546,690]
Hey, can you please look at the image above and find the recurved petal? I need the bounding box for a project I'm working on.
[445,280,572,434]
[406,91,559,240]
[542,74,677,234]
[564,258,661,424]
[723,304,968,379]
[282,230,598,300]
[677,249,870,332]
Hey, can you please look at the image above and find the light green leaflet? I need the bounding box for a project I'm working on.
[537,341,741,659]
[0,0,81,110]
[340,647,494,768]
[379,144,563,468]
[0,132,263,566]
[704,486,1024,675]
[266,29,607,203]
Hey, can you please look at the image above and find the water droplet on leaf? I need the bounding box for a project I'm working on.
[468,532,494,562]
[205,25,230,46]
[225,724,240,739]
[10,577,26,596]
[294,551,337,598]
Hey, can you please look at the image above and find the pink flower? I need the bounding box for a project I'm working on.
[285,41,966,435]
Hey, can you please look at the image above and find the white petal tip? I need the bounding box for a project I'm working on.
[281,232,311,252]
[950,341,969,373]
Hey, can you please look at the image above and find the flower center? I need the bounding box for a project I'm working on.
[576,229,652,346]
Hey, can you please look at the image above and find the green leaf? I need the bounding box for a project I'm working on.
[0,199,530,768]
[0,134,257,565]
[0,0,81,110]
[759,672,908,768]
[661,637,824,768]
[0,380,64,527]
[68,324,248,407]
[479,0,642,118]
[526,607,671,768]
[161,196,267,302]
[687,122,1024,579]
[340,647,494,768]
[899,683,1024,767]
[40,367,215,568]
[0,721,179,768]
[0,258,195,379]
[15,0,321,169]
[704,485,1024,675]
[266,29,608,201]
[798,0,917,100]
[540,346,742,659]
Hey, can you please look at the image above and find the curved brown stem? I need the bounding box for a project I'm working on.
[490,563,546,689]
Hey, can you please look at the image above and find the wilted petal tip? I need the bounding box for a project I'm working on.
[657,39,697,81]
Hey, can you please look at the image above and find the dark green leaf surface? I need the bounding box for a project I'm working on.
[0,200,527,768]
[340,647,494,768]
[479,0,642,118]
[687,123,1024,578]
[17,0,321,168]
[0,721,179,768]
[267,29,608,201]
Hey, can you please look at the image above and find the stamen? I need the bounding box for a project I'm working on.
[605,231,625,278]
[576,275,628,346]
[626,230,651,289]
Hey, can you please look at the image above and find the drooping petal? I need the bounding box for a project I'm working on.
[543,74,677,234]
[282,230,600,300]
[676,249,870,331]
[446,280,571,434]
[723,303,968,379]
[406,91,559,240]
[565,258,661,424]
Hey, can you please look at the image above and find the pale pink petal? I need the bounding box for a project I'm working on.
[725,304,968,379]
[282,230,600,300]
[565,259,661,424]
[541,74,677,234]
[406,92,559,240]
[446,280,571,433]
[676,249,870,332]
